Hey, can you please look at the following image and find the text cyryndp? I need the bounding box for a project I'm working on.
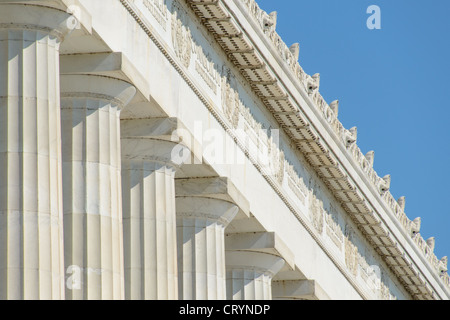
[179,304,271,317]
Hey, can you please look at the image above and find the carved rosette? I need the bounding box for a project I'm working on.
[171,1,192,68]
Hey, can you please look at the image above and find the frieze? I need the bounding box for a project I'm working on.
[325,205,344,251]
[286,163,307,206]
[357,252,386,297]
[221,68,284,183]
[344,234,359,278]
[133,0,168,30]
[358,254,376,287]
[192,41,221,95]
[221,70,241,129]
[268,137,285,185]
[195,60,218,94]
[380,279,397,300]
[309,193,324,234]
[171,1,192,68]
[172,0,221,93]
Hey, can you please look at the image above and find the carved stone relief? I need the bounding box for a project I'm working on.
[309,193,324,234]
[136,0,168,30]
[221,78,240,128]
[171,0,192,68]
[344,229,359,278]
[325,205,344,250]
[286,163,308,206]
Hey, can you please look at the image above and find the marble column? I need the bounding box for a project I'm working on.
[176,197,239,300]
[226,251,285,300]
[60,74,136,300]
[121,118,189,300]
[0,4,72,300]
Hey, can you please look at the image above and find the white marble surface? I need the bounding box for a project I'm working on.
[61,74,135,300]
[176,196,238,300]
[0,0,447,300]
[0,3,72,300]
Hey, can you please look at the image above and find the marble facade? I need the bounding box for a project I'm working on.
[0,0,448,300]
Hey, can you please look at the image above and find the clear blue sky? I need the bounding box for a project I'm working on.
[255,0,450,260]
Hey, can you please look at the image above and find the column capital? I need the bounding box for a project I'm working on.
[0,3,73,40]
[60,74,136,108]
[60,52,150,107]
[176,177,250,220]
[225,232,295,270]
[122,139,188,171]
[226,251,285,278]
[176,197,238,227]
[121,118,195,170]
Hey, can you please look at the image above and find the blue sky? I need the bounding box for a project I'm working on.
[255,0,450,260]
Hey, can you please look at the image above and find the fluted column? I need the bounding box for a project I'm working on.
[176,197,238,300]
[226,251,285,300]
[272,280,330,300]
[60,74,136,300]
[121,119,189,300]
[0,3,72,300]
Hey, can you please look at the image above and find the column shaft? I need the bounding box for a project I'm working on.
[61,74,135,300]
[122,161,178,300]
[121,120,188,300]
[176,197,238,300]
[0,4,71,300]
[227,269,273,300]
